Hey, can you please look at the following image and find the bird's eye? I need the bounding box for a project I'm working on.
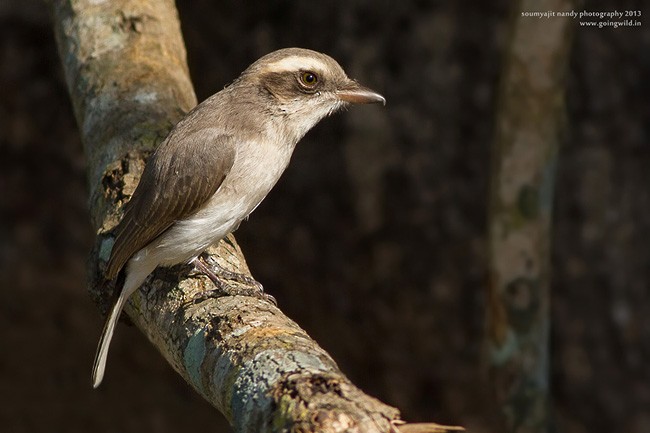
[299,71,318,88]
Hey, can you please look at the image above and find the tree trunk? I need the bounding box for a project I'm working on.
[486,0,577,432]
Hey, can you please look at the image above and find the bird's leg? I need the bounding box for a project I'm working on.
[199,253,264,291]
[191,257,230,290]
[190,254,276,305]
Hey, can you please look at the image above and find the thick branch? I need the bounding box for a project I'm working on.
[51,1,458,432]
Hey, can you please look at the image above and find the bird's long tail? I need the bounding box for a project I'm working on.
[91,251,158,388]
[91,288,130,388]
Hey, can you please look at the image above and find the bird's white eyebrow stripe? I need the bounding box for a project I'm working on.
[261,56,327,73]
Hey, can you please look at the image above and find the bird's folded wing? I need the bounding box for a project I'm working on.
[105,132,236,280]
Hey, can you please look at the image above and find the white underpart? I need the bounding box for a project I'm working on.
[137,133,296,274]
[282,96,345,140]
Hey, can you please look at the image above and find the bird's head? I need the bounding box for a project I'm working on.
[236,48,385,140]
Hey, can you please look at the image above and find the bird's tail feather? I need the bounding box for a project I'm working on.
[91,287,129,388]
[91,252,158,388]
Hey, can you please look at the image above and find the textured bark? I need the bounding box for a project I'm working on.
[51,1,459,432]
[486,0,577,432]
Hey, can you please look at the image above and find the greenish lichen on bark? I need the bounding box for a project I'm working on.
[486,0,578,432]
[51,1,458,432]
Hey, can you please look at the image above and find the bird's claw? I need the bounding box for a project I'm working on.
[191,255,276,305]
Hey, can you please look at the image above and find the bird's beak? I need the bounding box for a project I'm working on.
[336,81,386,106]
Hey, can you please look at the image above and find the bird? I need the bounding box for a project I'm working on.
[91,47,386,388]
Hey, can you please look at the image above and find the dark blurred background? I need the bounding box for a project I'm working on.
[1,0,648,432]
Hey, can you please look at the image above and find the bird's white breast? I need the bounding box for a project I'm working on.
[150,135,295,266]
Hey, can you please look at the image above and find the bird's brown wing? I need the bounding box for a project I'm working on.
[105,132,236,280]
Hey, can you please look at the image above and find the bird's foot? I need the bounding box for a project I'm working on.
[191,255,276,305]
[199,253,264,291]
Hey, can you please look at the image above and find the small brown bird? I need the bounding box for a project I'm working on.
[92,47,385,388]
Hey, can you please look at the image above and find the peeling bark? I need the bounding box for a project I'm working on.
[486,0,578,432]
[51,1,459,432]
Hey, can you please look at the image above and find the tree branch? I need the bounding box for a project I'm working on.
[52,1,461,432]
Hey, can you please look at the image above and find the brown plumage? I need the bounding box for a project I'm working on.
[106,133,236,280]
